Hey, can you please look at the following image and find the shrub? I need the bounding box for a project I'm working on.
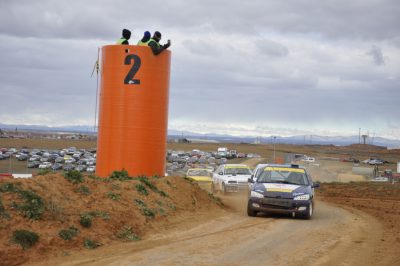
[107,192,121,201]
[0,183,18,193]
[167,203,176,211]
[158,190,168,197]
[134,199,155,218]
[59,226,79,241]
[83,238,100,249]
[17,190,44,220]
[135,183,148,196]
[142,208,155,218]
[134,199,145,207]
[116,225,141,241]
[0,198,10,219]
[138,176,157,191]
[109,169,131,181]
[80,214,92,228]
[37,169,51,176]
[76,185,91,195]
[12,230,39,249]
[64,170,84,184]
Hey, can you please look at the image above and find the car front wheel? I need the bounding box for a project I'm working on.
[247,201,257,217]
[301,201,313,220]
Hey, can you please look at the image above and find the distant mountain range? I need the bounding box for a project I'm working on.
[1,123,400,148]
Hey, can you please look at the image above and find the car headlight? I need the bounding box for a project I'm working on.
[294,194,310,200]
[250,191,264,198]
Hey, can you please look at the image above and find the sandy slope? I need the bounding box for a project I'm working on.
[35,194,384,266]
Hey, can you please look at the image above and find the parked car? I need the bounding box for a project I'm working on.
[29,155,41,162]
[75,165,87,172]
[247,164,319,219]
[63,164,75,171]
[55,157,65,163]
[51,163,63,171]
[301,156,315,163]
[212,164,252,194]
[86,166,96,173]
[17,154,28,161]
[39,162,52,169]
[27,161,40,168]
[369,159,384,165]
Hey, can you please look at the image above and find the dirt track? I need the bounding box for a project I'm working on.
[35,194,384,266]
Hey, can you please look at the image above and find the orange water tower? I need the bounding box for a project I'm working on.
[96,45,171,178]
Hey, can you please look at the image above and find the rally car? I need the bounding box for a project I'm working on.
[247,164,319,219]
[212,164,252,194]
[186,168,213,192]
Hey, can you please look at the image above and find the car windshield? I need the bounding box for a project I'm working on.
[225,167,251,175]
[187,169,210,176]
[257,168,309,185]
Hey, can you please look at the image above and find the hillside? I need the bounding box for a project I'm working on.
[0,173,223,266]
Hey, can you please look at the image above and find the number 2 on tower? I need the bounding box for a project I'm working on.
[124,54,141,85]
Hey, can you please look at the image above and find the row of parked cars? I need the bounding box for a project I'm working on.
[1,147,97,173]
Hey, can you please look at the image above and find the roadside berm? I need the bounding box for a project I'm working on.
[0,172,224,266]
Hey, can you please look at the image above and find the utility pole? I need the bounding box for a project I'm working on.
[358,128,361,144]
[273,136,276,163]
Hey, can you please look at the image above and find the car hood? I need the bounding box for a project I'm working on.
[187,176,212,182]
[223,174,251,182]
[253,183,311,199]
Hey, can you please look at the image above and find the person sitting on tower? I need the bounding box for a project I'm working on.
[148,31,171,55]
[116,29,131,45]
[137,31,151,46]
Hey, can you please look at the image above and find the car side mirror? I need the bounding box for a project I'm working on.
[248,178,254,183]
[312,182,320,188]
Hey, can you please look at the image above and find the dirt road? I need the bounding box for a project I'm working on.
[37,193,384,266]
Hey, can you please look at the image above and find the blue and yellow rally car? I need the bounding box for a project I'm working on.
[247,164,319,219]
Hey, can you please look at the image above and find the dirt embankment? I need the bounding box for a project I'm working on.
[317,182,400,265]
[0,174,223,266]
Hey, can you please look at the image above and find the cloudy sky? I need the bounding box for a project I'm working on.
[0,0,399,139]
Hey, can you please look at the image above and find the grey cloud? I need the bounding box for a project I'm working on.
[254,39,289,58]
[0,0,399,139]
[367,45,385,65]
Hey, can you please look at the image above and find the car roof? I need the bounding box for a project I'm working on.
[259,164,306,170]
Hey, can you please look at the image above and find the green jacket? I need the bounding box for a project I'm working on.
[116,38,128,45]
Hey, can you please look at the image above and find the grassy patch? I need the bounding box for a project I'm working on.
[83,238,100,249]
[64,170,84,184]
[79,214,92,228]
[107,192,121,201]
[37,169,51,176]
[45,201,65,221]
[0,183,18,193]
[0,184,44,220]
[139,176,168,197]
[16,190,44,220]
[135,183,148,196]
[134,199,155,218]
[109,169,131,181]
[58,226,79,241]
[116,225,141,241]
[167,203,177,211]
[12,230,39,249]
[0,197,10,219]
[76,185,91,195]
